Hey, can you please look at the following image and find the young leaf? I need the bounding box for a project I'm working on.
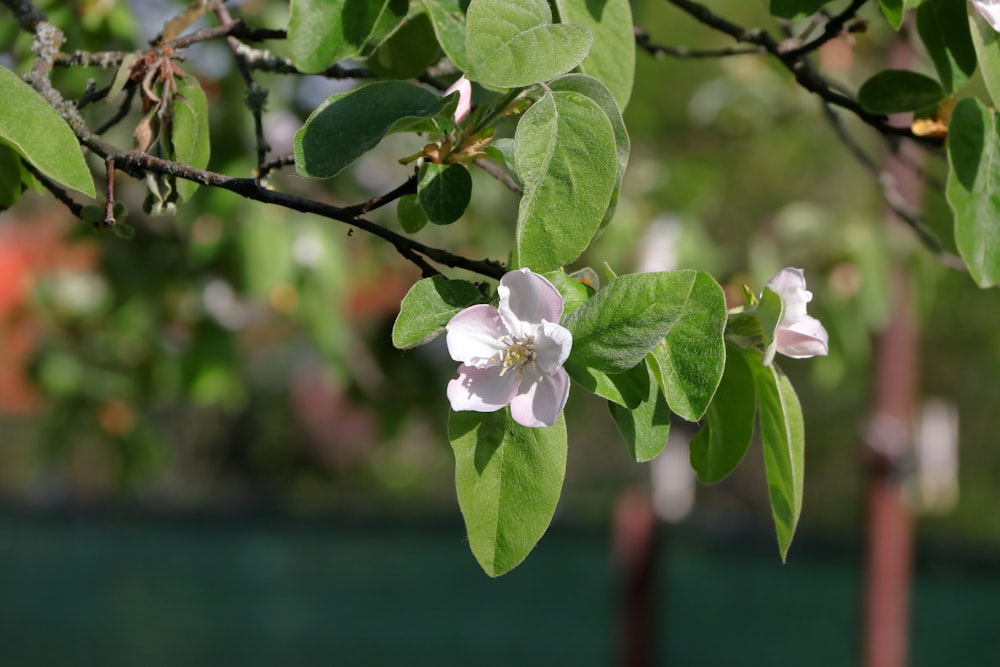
[917,0,977,93]
[857,70,944,114]
[514,90,616,271]
[551,0,634,110]
[397,193,429,233]
[465,0,592,88]
[946,97,1000,287]
[0,65,95,198]
[171,74,210,202]
[879,0,905,29]
[969,3,1000,107]
[542,270,593,315]
[295,81,451,179]
[449,409,568,577]
[770,0,828,19]
[648,271,727,422]
[747,349,805,562]
[288,0,407,73]
[418,162,472,225]
[609,358,670,462]
[689,343,756,484]
[563,270,701,374]
[392,275,484,348]
[421,0,468,70]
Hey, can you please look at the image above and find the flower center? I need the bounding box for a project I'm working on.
[498,335,536,376]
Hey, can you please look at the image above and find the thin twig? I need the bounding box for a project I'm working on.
[22,162,83,217]
[635,27,765,59]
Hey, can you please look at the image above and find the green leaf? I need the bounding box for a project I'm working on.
[857,70,944,114]
[548,73,630,207]
[295,81,450,179]
[514,90,616,271]
[392,275,483,348]
[969,3,1000,107]
[288,0,408,73]
[543,270,594,315]
[648,271,726,422]
[449,409,567,577]
[563,270,701,374]
[171,74,210,202]
[421,0,468,70]
[465,0,592,89]
[946,97,1000,287]
[368,11,443,79]
[551,0,634,110]
[747,349,804,562]
[418,162,472,224]
[689,343,756,484]
[0,141,23,209]
[917,0,977,93]
[0,65,95,198]
[879,0,905,29]
[609,358,670,462]
[769,0,828,19]
[397,193,428,232]
[565,359,647,408]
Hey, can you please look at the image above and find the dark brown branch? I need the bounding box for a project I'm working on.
[784,0,869,59]
[22,161,83,217]
[662,0,943,148]
[635,27,765,59]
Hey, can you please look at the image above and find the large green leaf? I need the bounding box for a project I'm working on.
[465,0,592,89]
[969,4,1000,107]
[563,270,701,374]
[648,271,726,422]
[288,0,408,73]
[294,81,452,179]
[857,70,944,114]
[368,11,443,79]
[551,0,634,110]
[0,65,95,198]
[747,349,805,562]
[449,409,567,577]
[392,275,484,348]
[171,74,210,202]
[609,358,670,462]
[548,73,630,202]
[917,0,977,93]
[946,97,1000,288]
[769,0,828,19]
[689,343,756,484]
[421,0,468,70]
[514,90,616,271]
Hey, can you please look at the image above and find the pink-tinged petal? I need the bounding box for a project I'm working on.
[497,269,564,337]
[973,0,1000,31]
[766,267,812,323]
[776,315,829,358]
[447,364,521,413]
[510,367,570,428]
[445,76,472,123]
[446,304,508,367]
[534,320,573,373]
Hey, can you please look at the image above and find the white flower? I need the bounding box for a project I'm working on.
[972,0,1000,31]
[445,76,472,124]
[766,268,829,360]
[446,268,572,428]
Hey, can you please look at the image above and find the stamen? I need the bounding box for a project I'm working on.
[498,335,536,377]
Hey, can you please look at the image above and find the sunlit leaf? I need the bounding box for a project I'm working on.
[392,276,483,348]
[551,0,634,109]
[609,357,670,461]
[288,0,408,73]
[0,65,95,197]
[449,409,567,577]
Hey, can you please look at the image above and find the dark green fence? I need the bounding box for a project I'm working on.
[0,511,996,666]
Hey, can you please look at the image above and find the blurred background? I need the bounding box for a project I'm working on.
[1,0,998,664]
